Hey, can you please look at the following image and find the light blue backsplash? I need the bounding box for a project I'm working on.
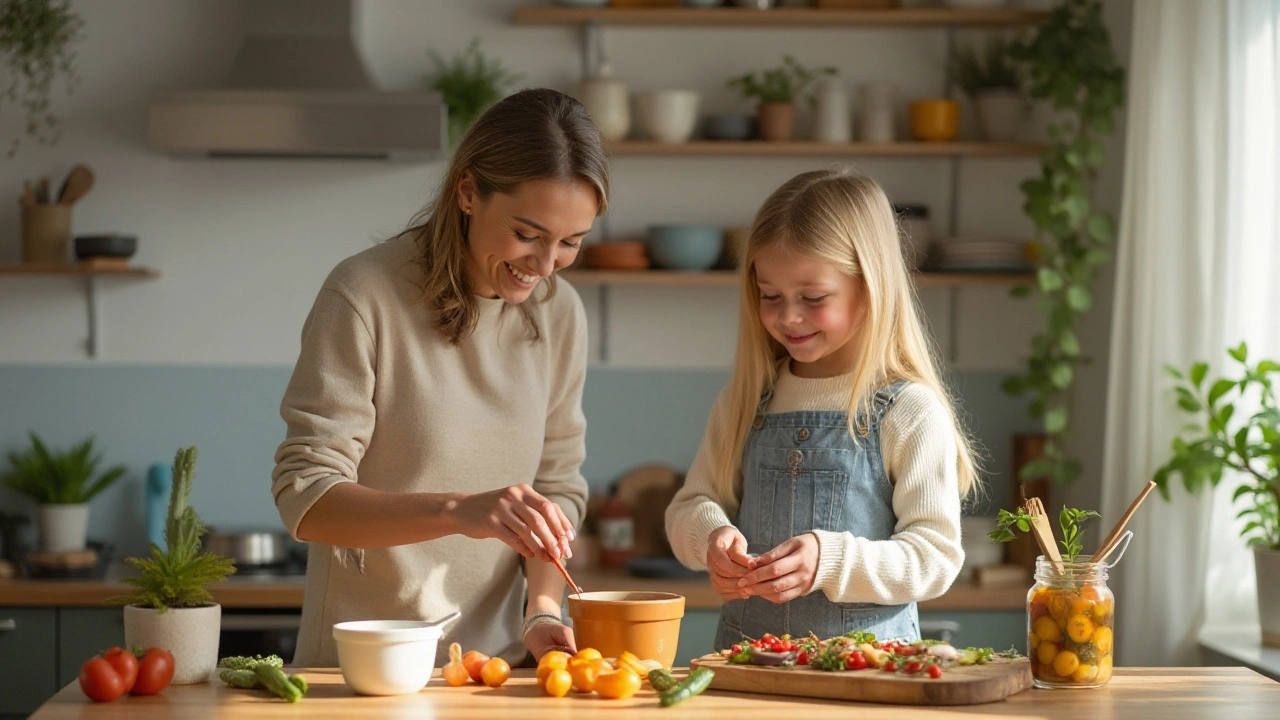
[0,366,1036,558]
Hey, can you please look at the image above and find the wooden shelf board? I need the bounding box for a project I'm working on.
[513,6,1049,28]
[562,269,1032,287]
[608,141,1045,157]
[0,263,159,278]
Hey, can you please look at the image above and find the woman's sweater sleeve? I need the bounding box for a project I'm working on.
[665,386,737,570]
[809,384,964,605]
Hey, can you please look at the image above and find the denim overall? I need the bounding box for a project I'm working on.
[714,380,921,649]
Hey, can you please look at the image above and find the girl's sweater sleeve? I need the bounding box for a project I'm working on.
[665,386,737,571]
[809,384,965,605]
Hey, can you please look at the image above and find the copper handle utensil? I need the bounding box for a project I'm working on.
[1092,481,1156,564]
[551,555,584,596]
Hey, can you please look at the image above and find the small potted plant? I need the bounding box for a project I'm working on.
[727,55,836,142]
[110,447,235,684]
[949,35,1026,142]
[1,433,126,552]
[0,0,85,156]
[1154,342,1280,648]
[427,38,521,148]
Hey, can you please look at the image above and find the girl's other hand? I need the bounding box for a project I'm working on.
[737,532,819,604]
[453,484,574,562]
[706,526,755,601]
[524,622,576,661]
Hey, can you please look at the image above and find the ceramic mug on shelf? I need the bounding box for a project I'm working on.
[858,82,896,143]
[909,99,960,142]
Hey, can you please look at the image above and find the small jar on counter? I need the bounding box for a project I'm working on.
[1027,556,1116,689]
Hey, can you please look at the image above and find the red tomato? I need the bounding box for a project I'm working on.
[797,650,809,666]
[101,647,138,693]
[131,647,175,696]
[1029,601,1049,622]
[927,664,943,679]
[883,660,897,673]
[731,644,742,655]
[79,657,127,702]
[904,661,923,675]
[845,652,868,670]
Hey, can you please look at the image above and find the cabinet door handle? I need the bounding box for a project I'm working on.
[0,618,15,631]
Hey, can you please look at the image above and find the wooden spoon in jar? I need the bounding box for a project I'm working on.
[57,164,95,206]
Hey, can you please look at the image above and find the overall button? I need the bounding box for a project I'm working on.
[797,427,810,441]
[753,416,764,429]
[787,450,802,466]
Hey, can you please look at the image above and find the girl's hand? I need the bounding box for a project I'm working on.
[453,484,574,562]
[706,526,755,601]
[524,622,576,661]
[737,533,819,604]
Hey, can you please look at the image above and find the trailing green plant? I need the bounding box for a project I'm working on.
[990,504,1101,563]
[0,0,85,157]
[427,38,521,147]
[949,35,1023,97]
[1000,0,1126,486]
[109,447,235,612]
[1154,343,1280,551]
[726,55,836,106]
[1,432,126,505]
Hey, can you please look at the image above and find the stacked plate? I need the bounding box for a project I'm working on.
[928,239,1034,273]
[583,240,650,271]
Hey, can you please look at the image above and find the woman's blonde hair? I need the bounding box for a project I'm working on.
[712,168,979,509]
[408,88,610,344]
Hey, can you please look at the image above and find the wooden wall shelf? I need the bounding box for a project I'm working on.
[513,6,1049,29]
[0,263,160,357]
[608,141,1045,158]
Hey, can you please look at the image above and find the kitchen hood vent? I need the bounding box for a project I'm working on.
[148,0,445,161]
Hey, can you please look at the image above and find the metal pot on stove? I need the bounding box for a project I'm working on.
[202,529,293,566]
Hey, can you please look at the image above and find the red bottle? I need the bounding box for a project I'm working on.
[597,494,634,568]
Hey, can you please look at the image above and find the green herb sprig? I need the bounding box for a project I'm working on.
[989,504,1101,563]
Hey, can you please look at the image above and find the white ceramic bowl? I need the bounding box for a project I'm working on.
[636,90,700,144]
[332,620,442,695]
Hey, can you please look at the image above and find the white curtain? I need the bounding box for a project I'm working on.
[1103,0,1280,666]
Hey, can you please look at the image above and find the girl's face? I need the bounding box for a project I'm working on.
[754,243,865,379]
[458,174,598,302]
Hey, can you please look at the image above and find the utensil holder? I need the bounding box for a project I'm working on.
[21,204,73,264]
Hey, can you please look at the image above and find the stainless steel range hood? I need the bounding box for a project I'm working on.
[148,0,445,161]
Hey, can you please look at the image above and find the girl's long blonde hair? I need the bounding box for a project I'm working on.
[408,88,610,344]
[712,168,979,510]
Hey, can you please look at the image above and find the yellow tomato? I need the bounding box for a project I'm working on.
[1048,593,1070,624]
[480,657,511,688]
[1094,599,1113,622]
[1036,641,1058,665]
[594,668,642,700]
[539,650,572,670]
[1052,650,1080,678]
[543,668,572,697]
[1066,614,1094,643]
[442,662,469,687]
[569,657,611,693]
[574,647,603,662]
[1097,656,1114,683]
[1034,615,1062,643]
[1029,631,1041,652]
[1093,626,1113,655]
[1068,595,1095,619]
[615,651,648,678]
[461,650,489,683]
[1072,663,1099,683]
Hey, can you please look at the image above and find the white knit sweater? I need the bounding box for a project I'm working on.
[665,363,964,605]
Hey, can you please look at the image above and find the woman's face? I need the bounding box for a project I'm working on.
[754,242,865,379]
[458,174,598,302]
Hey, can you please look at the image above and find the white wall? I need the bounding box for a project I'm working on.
[0,0,1054,370]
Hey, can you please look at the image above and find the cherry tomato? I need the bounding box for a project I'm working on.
[883,660,897,673]
[845,652,868,670]
[927,664,943,679]
[462,651,489,683]
[797,650,809,665]
[731,644,742,655]
[131,647,175,696]
[78,657,127,702]
[480,657,511,688]
[904,661,923,675]
[101,647,138,693]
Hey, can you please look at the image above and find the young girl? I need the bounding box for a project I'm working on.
[665,168,978,649]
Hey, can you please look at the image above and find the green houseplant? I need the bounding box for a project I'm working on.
[1001,0,1126,487]
[0,0,85,157]
[1,432,125,552]
[727,55,836,142]
[427,38,520,148]
[1154,343,1280,647]
[111,447,235,684]
[949,35,1026,142]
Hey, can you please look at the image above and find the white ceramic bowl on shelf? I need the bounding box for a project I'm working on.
[332,620,443,695]
[636,90,701,144]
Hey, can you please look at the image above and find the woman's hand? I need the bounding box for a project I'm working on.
[452,484,574,562]
[524,622,576,661]
[737,533,819,604]
[705,525,754,601]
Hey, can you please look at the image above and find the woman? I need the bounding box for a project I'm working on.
[271,88,608,668]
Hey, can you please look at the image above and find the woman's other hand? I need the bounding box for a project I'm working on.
[453,484,574,562]
[524,622,576,661]
[736,532,819,604]
[705,525,754,601]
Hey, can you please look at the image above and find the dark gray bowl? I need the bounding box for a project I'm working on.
[702,114,757,141]
[75,234,137,260]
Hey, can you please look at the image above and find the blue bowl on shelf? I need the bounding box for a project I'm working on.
[646,225,723,271]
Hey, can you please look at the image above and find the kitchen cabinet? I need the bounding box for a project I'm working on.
[56,608,125,688]
[0,608,58,720]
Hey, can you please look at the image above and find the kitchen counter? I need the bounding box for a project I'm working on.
[29,666,1280,719]
[0,566,1026,610]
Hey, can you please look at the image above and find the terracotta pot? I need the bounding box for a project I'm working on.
[757,103,795,142]
[567,591,684,669]
[909,99,960,142]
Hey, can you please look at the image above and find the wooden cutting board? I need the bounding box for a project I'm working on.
[689,654,1032,706]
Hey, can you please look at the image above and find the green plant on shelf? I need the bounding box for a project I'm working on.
[427,38,521,148]
[726,55,835,106]
[949,35,1023,98]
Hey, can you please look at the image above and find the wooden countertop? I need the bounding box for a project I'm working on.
[30,667,1280,719]
[0,567,1026,611]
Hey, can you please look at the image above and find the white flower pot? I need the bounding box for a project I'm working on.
[39,503,89,552]
[124,604,222,684]
[974,90,1029,142]
[1256,547,1280,648]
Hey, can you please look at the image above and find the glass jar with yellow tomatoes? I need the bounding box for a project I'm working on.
[1027,557,1115,689]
